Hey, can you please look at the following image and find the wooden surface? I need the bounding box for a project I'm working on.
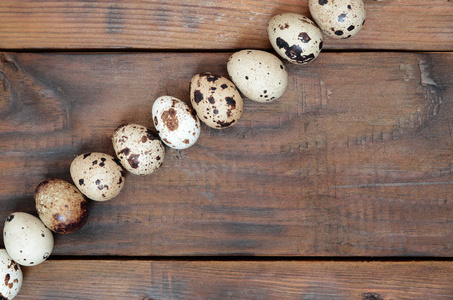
[1,51,452,257]
[0,0,452,51]
[16,261,453,299]
[0,0,452,298]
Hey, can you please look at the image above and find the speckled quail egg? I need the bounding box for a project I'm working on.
[112,124,165,175]
[190,73,244,129]
[268,13,323,64]
[3,212,54,267]
[309,0,366,39]
[70,152,125,201]
[227,50,288,103]
[35,178,89,234]
[0,249,22,299]
[152,96,201,149]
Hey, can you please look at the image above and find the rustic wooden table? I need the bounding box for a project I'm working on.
[1,1,452,299]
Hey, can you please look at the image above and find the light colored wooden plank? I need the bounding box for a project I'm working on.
[0,52,452,256]
[16,260,453,299]
[0,0,451,50]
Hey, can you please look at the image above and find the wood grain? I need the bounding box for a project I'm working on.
[0,52,452,256]
[0,0,452,51]
[16,260,453,299]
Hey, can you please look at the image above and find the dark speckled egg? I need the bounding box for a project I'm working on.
[152,96,201,149]
[190,73,244,129]
[70,152,125,201]
[35,178,88,234]
[112,124,165,175]
[309,0,366,39]
[0,249,23,299]
[268,13,323,65]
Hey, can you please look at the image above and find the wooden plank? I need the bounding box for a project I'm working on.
[0,52,452,256]
[0,0,452,51]
[16,260,453,299]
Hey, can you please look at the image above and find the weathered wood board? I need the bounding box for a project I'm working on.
[16,260,453,299]
[0,0,452,51]
[1,52,451,256]
[1,0,452,297]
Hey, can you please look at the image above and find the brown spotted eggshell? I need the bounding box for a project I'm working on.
[190,73,244,129]
[227,50,288,103]
[0,249,23,299]
[152,96,201,149]
[35,179,89,234]
[3,212,54,267]
[112,124,165,175]
[309,0,366,39]
[268,13,323,65]
[70,152,125,201]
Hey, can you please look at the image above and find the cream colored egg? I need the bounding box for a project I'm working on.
[34,178,89,234]
[70,152,125,201]
[3,212,54,267]
[268,13,323,64]
[0,249,23,299]
[309,0,366,39]
[227,50,288,103]
[152,96,201,149]
[190,73,243,129]
[112,124,165,175]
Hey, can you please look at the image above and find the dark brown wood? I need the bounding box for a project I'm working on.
[0,52,452,256]
[16,260,453,299]
[0,0,451,51]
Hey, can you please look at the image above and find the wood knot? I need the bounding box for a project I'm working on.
[1,53,20,72]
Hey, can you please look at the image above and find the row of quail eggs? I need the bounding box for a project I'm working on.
[1,0,365,298]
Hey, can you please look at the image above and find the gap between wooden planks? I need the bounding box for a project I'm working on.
[0,51,451,257]
[0,0,452,51]
[15,260,453,299]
